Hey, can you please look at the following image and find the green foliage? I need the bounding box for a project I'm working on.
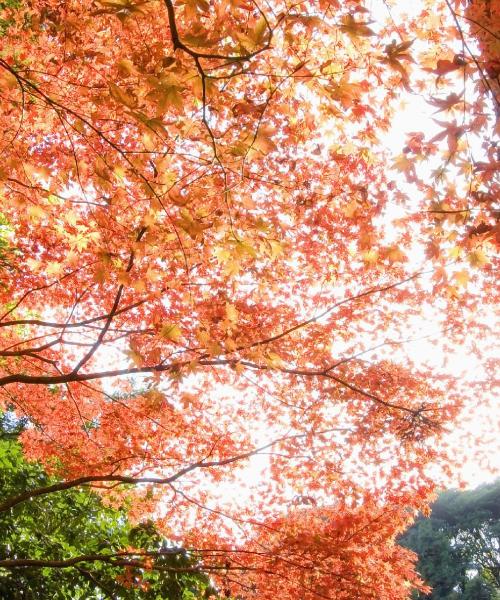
[0,412,216,599]
[400,480,500,599]
[0,0,20,36]
[402,518,463,599]
[0,213,16,277]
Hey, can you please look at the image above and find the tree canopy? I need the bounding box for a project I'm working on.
[0,412,217,599]
[0,0,498,597]
[400,479,500,599]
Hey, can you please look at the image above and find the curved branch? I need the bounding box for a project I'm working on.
[0,428,345,513]
[0,297,149,329]
[240,271,423,352]
[163,0,272,62]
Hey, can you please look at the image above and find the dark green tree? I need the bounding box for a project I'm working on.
[400,480,500,600]
[0,412,217,599]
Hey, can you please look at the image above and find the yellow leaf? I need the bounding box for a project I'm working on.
[143,211,157,227]
[24,163,50,182]
[448,246,461,259]
[108,82,137,108]
[144,388,164,409]
[124,349,144,367]
[267,239,283,259]
[207,341,223,356]
[253,126,277,156]
[326,76,363,108]
[153,85,183,110]
[223,260,241,278]
[233,361,244,374]
[116,58,136,77]
[251,15,267,44]
[47,194,62,206]
[225,337,238,352]
[362,249,379,264]
[392,154,413,172]
[386,246,406,263]
[114,166,126,181]
[0,69,18,90]
[468,249,489,268]
[142,132,156,152]
[145,267,161,282]
[234,31,257,52]
[339,14,376,38]
[214,246,231,263]
[65,211,79,227]
[454,270,469,287]
[159,323,182,342]
[65,251,79,266]
[235,239,258,258]
[196,327,210,345]
[73,118,86,134]
[93,265,107,284]
[117,271,130,285]
[342,199,358,218]
[132,279,146,292]
[340,141,357,155]
[265,352,283,368]
[229,141,248,157]
[26,258,41,272]
[225,303,238,324]
[27,205,46,222]
[46,262,63,277]
[445,285,460,299]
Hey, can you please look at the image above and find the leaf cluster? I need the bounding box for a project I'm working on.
[0,413,216,600]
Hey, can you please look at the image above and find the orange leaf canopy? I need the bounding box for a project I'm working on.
[0,0,497,597]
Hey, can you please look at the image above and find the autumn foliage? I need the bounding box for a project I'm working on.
[0,0,498,597]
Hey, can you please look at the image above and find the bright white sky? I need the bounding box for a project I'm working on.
[371,0,500,488]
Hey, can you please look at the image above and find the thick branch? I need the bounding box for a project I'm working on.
[0,429,344,513]
[163,0,271,62]
[0,297,149,329]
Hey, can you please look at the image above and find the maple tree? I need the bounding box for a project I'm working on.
[0,412,216,599]
[0,0,498,597]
